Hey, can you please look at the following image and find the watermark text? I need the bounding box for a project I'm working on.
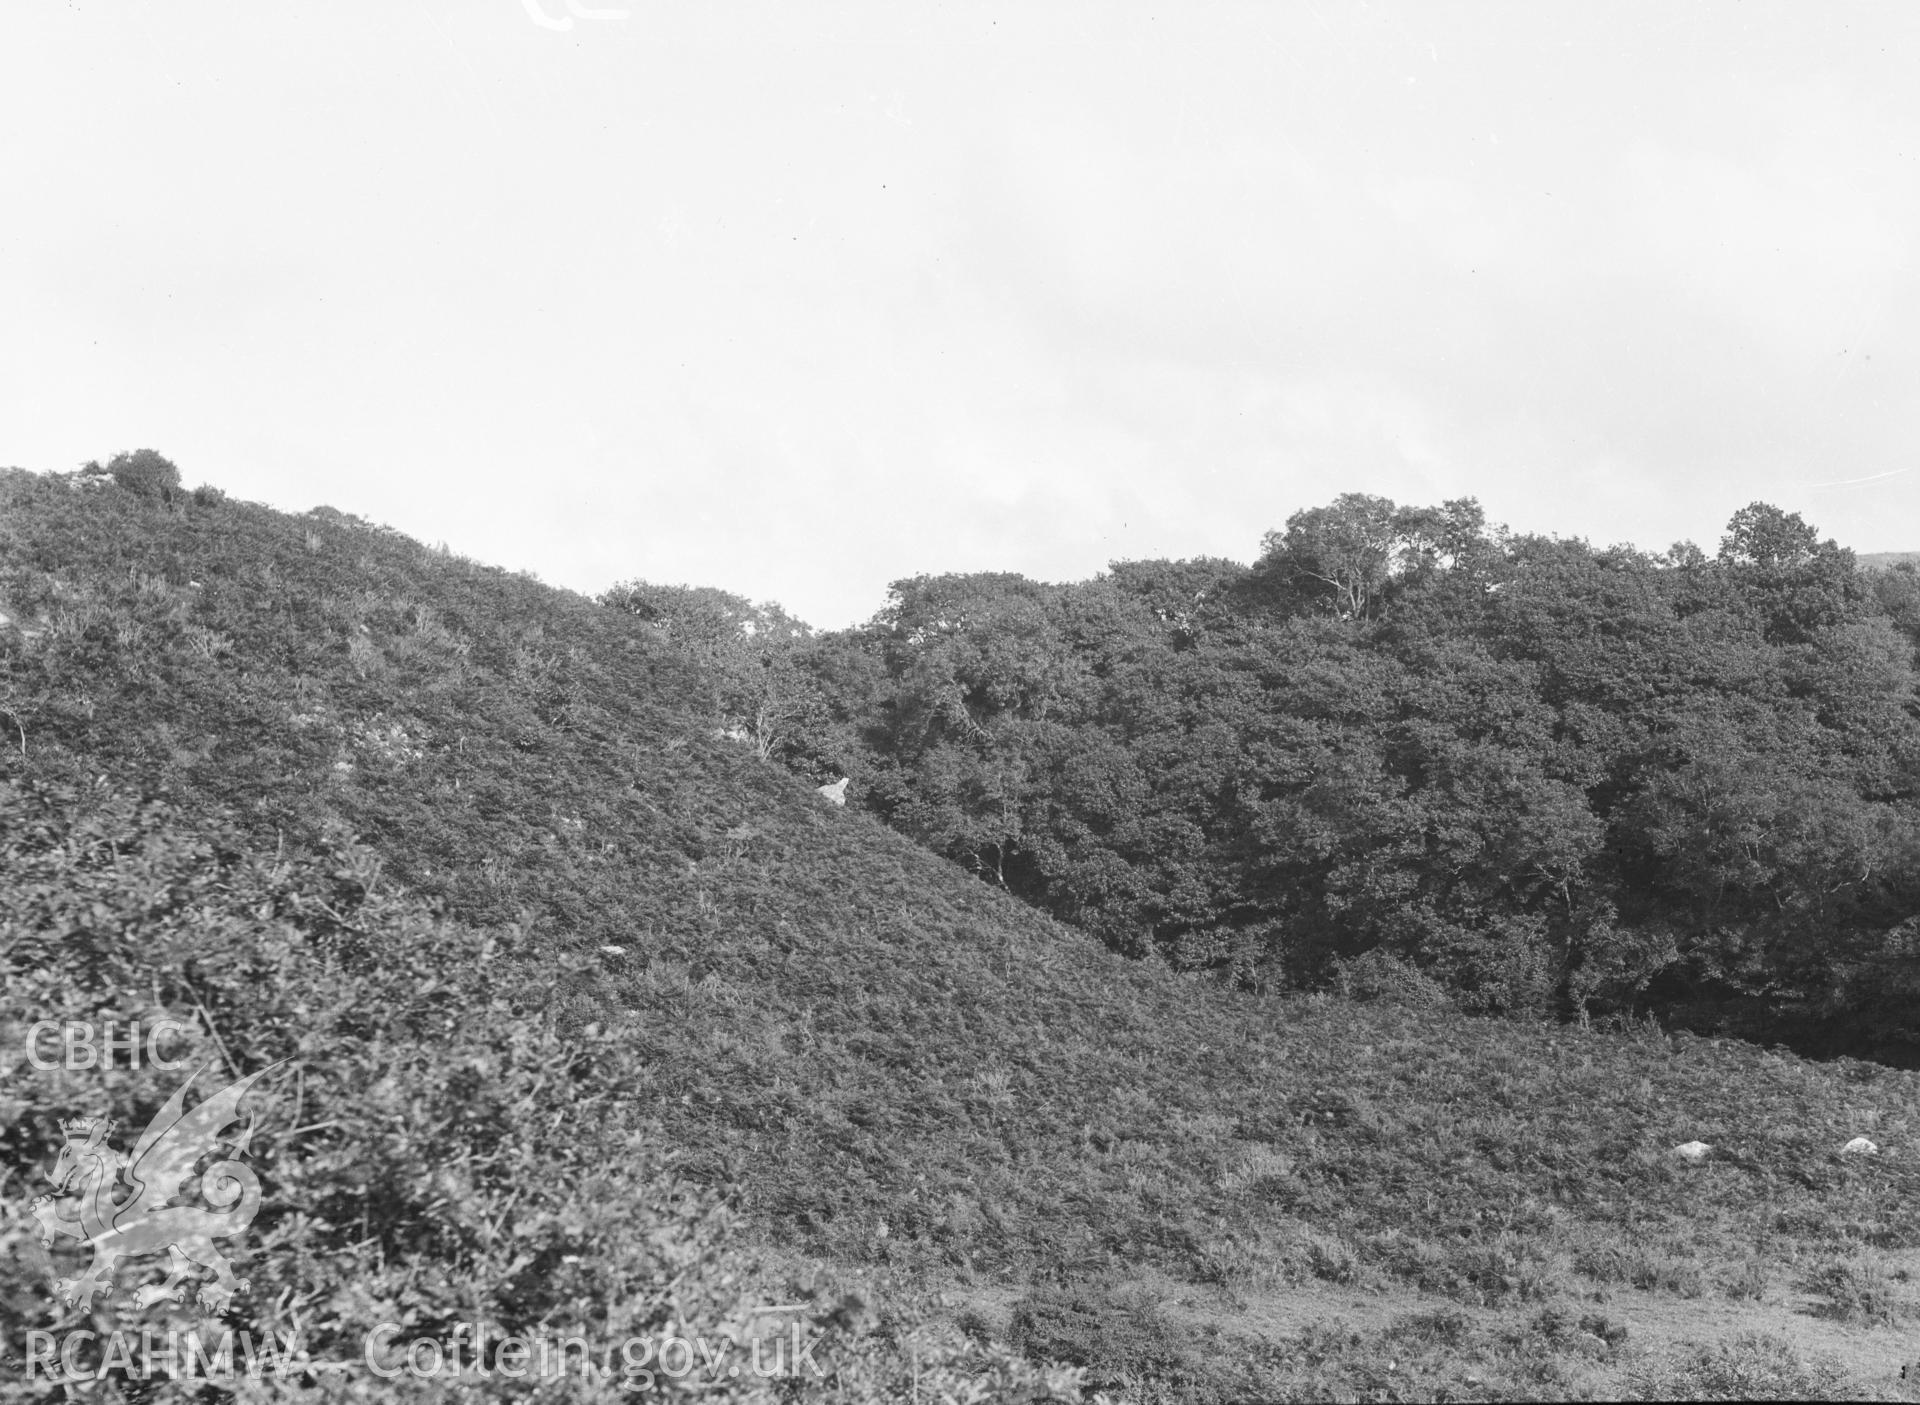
[26,1019,191,1071]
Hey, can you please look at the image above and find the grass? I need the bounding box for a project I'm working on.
[2,466,1919,1399]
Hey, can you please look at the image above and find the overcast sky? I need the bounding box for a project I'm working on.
[4,3,1918,627]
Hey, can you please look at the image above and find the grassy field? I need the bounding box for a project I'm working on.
[2,467,1918,1400]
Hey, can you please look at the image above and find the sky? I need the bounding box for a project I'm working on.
[4,2,1919,628]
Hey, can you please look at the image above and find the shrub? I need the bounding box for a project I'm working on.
[106,448,181,499]
[1803,1253,1910,1325]
[1626,1332,1856,1401]
[1009,1285,1229,1400]
[1722,1257,1770,1301]
[1331,947,1455,1011]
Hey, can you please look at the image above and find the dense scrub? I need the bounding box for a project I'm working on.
[3,467,1919,1399]
[0,778,1083,1401]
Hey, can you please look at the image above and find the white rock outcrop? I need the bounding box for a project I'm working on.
[1841,1136,1879,1156]
[1672,1141,1712,1162]
[817,777,849,806]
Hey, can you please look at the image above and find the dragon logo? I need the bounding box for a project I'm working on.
[29,1063,278,1314]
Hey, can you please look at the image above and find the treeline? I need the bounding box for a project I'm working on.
[606,497,1920,1062]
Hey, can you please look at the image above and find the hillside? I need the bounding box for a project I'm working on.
[3,466,1919,1401]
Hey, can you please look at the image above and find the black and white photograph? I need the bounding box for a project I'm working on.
[4,3,1920,1399]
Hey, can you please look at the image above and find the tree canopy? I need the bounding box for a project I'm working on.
[734,497,1920,1060]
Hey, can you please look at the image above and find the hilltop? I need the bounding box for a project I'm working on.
[2,466,1919,1401]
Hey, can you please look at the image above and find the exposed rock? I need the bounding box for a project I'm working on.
[1841,1136,1879,1156]
[1672,1140,1712,1162]
[817,777,849,806]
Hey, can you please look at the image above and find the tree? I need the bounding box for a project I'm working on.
[1094,557,1249,646]
[863,574,1084,889]
[600,580,821,761]
[1255,494,1489,620]
[104,448,181,500]
[1258,494,1403,619]
[1719,502,1819,569]
[1713,504,1869,645]
[1869,562,1920,651]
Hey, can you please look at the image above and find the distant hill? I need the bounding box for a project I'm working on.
[1859,551,1920,570]
[3,466,1917,1400]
